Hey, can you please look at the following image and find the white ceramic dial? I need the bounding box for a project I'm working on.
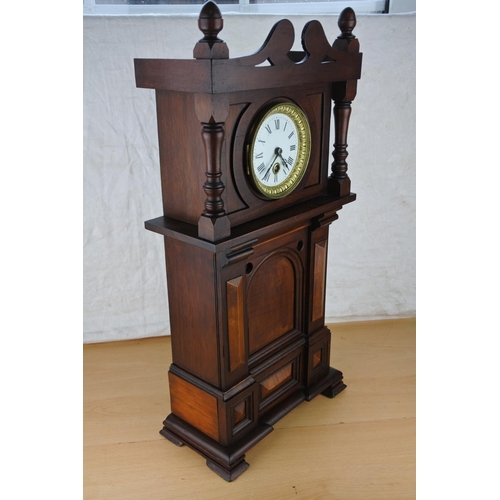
[248,103,311,199]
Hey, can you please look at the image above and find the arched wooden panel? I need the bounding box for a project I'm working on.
[247,252,298,355]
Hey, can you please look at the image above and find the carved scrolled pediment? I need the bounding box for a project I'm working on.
[208,8,361,93]
[135,4,361,94]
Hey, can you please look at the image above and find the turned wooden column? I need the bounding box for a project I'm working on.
[201,122,225,219]
[329,7,359,197]
[197,111,230,241]
[194,1,231,241]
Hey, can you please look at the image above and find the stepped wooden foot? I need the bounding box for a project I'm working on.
[161,422,249,481]
[321,379,347,399]
[159,413,273,482]
[159,426,185,446]
[305,366,346,401]
[320,367,347,398]
[206,457,249,482]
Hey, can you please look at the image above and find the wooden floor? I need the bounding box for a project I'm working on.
[84,318,415,499]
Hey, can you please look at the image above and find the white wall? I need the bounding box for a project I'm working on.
[83,11,415,343]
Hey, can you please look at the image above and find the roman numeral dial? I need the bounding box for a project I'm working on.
[248,102,311,199]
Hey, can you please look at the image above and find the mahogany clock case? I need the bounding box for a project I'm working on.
[155,87,331,227]
[134,1,362,481]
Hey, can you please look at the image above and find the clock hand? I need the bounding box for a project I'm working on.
[269,153,279,167]
[263,157,277,177]
[262,151,279,180]
[277,150,289,172]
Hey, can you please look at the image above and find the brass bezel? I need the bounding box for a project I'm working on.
[247,102,311,200]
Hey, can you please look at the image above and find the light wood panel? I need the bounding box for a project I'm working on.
[312,240,327,321]
[84,318,415,499]
[226,276,245,372]
[169,372,220,441]
[260,362,293,399]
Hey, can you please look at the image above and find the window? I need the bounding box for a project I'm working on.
[83,0,390,16]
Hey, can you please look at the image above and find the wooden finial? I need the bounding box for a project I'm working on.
[198,1,223,40]
[338,7,357,39]
[194,1,229,59]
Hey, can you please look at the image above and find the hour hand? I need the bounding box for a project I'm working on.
[276,150,289,171]
[274,147,286,166]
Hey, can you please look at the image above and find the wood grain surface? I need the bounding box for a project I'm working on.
[84,318,415,499]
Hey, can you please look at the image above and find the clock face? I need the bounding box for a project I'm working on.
[247,102,311,199]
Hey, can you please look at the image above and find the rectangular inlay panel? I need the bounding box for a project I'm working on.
[169,372,219,441]
[312,240,327,322]
[230,393,255,439]
[260,363,293,399]
[313,349,322,369]
[226,276,245,372]
[233,400,246,425]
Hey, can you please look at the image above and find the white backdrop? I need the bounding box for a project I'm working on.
[83,12,415,343]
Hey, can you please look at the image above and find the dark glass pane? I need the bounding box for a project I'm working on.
[95,0,239,4]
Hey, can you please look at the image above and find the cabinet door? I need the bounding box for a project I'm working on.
[245,226,308,367]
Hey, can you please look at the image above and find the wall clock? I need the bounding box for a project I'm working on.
[134,0,362,481]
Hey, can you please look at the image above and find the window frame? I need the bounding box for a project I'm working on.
[83,0,388,16]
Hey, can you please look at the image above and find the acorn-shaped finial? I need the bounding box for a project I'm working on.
[193,1,229,59]
[338,7,356,39]
[198,1,224,42]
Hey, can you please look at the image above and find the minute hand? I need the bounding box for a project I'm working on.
[262,153,278,179]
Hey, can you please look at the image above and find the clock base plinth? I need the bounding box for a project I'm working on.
[160,366,346,481]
